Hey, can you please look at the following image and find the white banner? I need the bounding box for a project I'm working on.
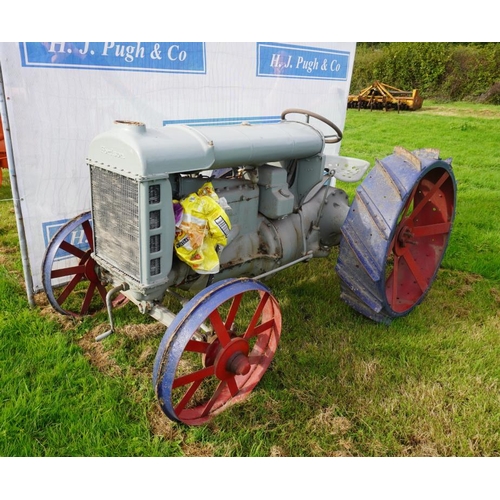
[0,41,356,295]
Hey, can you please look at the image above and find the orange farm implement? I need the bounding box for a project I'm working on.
[347,81,423,112]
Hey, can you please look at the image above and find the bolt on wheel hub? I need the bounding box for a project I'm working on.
[395,222,417,254]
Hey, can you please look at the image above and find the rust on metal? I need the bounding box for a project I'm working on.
[393,146,422,170]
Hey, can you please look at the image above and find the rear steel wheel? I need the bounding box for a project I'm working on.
[153,278,282,425]
[42,211,127,317]
[336,147,456,323]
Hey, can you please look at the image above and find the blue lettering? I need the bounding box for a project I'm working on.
[19,42,206,74]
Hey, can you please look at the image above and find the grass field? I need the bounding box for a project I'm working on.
[1,101,499,460]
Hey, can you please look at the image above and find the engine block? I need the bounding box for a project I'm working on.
[87,118,353,302]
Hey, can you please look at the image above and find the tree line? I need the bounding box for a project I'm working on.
[351,43,500,103]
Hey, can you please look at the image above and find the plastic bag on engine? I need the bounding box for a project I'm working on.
[173,182,231,274]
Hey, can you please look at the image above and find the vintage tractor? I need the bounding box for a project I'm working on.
[42,109,456,425]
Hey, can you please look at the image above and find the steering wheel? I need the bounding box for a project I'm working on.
[281,109,343,144]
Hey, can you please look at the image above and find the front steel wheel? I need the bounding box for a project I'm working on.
[153,278,282,425]
[41,211,127,317]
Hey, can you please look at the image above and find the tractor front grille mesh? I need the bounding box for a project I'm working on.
[91,166,140,281]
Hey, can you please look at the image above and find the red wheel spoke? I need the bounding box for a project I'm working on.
[248,353,265,364]
[185,339,211,354]
[51,264,86,279]
[96,282,108,303]
[59,240,88,260]
[248,318,275,338]
[82,220,94,251]
[172,365,214,389]
[412,222,451,238]
[408,172,450,222]
[208,309,232,346]
[243,292,270,339]
[175,379,203,414]
[402,248,429,292]
[225,293,243,330]
[226,377,239,397]
[57,274,83,305]
[80,282,96,315]
[200,380,228,417]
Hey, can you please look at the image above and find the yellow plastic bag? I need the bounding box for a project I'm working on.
[174,182,231,274]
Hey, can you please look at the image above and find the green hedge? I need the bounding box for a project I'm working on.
[351,43,500,103]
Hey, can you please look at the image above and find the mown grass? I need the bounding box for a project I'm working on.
[1,100,499,457]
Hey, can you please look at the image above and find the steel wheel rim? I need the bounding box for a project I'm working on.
[154,278,282,426]
[384,166,455,314]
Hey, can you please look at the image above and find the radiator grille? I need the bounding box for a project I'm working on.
[91,166,140,280]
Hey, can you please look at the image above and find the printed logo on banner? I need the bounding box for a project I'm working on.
[19,42,206,74]
[163,115,281,126]
[256,42,349,80]
[42,219,91,262]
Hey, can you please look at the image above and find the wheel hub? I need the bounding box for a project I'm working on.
[210,337,250,380]
[395,220,416,255]
[227,352,251,376]
[83,250,100,282]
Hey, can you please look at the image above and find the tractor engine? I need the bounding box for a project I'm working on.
[87,116,355,302]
